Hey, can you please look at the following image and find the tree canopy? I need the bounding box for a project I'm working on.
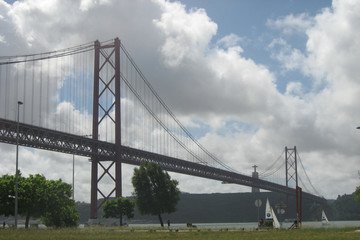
[132,162,180,227]
[18,174,48,227]
[332,193,360,220]
[103,197,134,226]
[41,178,79,228]
[355,187,360,202]
[0,173,78,228]
[0,173,18,217]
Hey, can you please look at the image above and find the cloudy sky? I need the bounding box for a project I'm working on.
[1,0,360,202]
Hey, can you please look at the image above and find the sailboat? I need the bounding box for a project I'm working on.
[271,206,281,228]
[321,210,330,226]
[263,198,281,229]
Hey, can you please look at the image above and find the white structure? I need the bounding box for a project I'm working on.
[321,210,330,225]
[265,198,280,229]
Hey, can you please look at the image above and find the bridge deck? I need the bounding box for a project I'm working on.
[0,118,324,202]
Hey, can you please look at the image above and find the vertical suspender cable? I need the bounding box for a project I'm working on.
[15,60,19,121]
[105,51,109,142]
[131,61,134,147]
[31,57,35,125]
[85,51,89,134]
[142,74,145,150]
[22,60,26,123]
[73,54,77,134]
[82,50,85,134]
[69,54,72,133]
[56,54,59,131]
[60,55,64,132]
[46,57,50,128]
[125,54,128,146]
[73,54,76,134]
[39,54,43,126]
[76,53,79,134]
[5,64,8,119]
[0,65,2,118]
[68,54,71,133]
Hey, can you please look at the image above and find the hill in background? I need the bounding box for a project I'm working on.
[76,191,358,224]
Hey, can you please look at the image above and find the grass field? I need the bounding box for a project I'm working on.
[1,227,360,240]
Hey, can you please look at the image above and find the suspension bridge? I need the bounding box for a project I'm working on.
[0,38,324,220]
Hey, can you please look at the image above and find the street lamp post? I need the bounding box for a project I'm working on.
[72,153,75,200]
[15,101,23,228]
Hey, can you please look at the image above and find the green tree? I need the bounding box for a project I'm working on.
[0,173,78,228]
[19,174,48,228]
[0,173,46,228]
[0,174,19,217]
[355,187,360,202]
[132,162,180,227]
[41,179,79,228]
[103,197,134,226]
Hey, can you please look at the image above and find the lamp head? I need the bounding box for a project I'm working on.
[17,101,23,105]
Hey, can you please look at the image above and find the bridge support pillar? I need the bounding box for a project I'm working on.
[90,159,98,220]
[90,38,122,220]
[285,146,298,188]
[115,37,122,198]
[296,186,302,227]
[285,146,302,227]
[251,165,260,193]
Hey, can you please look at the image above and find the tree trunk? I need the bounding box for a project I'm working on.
[158,214,164,227]
[25,214,30,229]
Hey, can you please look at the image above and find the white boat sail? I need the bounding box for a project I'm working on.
[264,198,280,229]
[265,198,272,220]
[271,207,281,229]
[321,210,330,225]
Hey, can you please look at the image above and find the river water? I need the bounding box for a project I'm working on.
[128,221,360,229]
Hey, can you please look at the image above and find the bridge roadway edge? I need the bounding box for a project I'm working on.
[0,118,324,203]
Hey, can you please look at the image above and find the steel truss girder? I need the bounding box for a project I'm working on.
[119,146,323,202]
[0,118,324,203]
[0,118,115,158]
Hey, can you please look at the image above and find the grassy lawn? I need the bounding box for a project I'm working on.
[0,227,359,240]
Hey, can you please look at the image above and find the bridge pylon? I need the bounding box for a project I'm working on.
[285,146,298,188]
[90,38,122,220]
[285,146,302,227]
